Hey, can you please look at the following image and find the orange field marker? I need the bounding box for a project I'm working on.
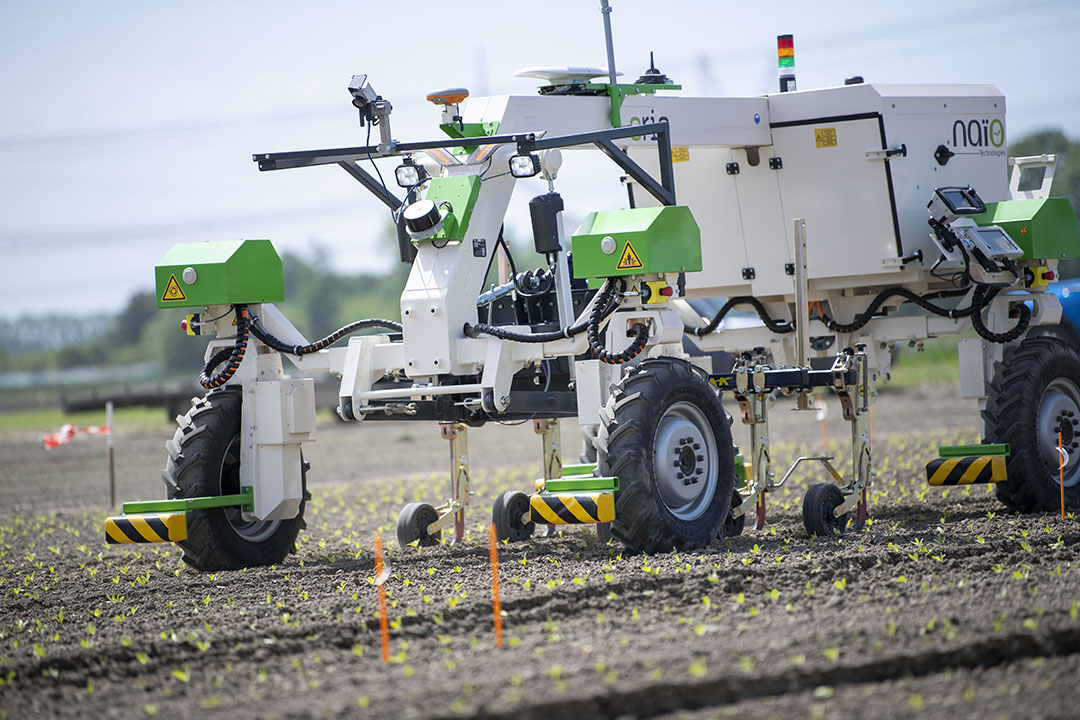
[374,534,390,663]
[488,523,504,648]
[1060,432,1066,521]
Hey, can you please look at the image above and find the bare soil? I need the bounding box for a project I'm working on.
[1,384,1077,719]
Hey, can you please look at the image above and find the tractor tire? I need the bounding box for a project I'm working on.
[983,336,1080,513]
[597,357,734,553]
[162,390,307,571]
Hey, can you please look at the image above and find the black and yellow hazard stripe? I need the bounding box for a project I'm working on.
[926,455,1007,486]
[105,513,187,544]
[529,492,615,524]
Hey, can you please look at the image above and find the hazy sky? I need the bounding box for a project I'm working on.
[2,0,1078,320]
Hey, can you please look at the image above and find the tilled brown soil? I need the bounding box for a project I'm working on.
[1,385,1078,719]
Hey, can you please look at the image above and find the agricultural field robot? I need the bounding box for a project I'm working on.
[105,24,1080,571]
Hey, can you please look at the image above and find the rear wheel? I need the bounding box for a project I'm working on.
[163,391,307,571]
[983,336,1080,512]
[598,357,734,553]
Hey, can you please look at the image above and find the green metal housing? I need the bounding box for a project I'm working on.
[571,205,702,280]
[122,487,254,514]
[938,443,1010,458]
[974,197,1080,260]
[423,176,481,242]
[155,239,284,309]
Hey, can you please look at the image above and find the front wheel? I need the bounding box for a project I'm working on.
[983,336,1080,512]
[163,391,307,571]
[802,483,849,538]
[598,358,734,553]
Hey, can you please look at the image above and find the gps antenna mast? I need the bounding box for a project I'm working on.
[600,0,618,87]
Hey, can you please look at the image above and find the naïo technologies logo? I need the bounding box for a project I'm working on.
[951,118,1005,157]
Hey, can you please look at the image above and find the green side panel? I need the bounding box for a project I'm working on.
[571,205,702,279]
[561,463,597,476]
[938,443,1010,458]
[155,239,284,309]
[544,475,620,493]
[423,176,481,243]
[973,198,1080,260]
[439,121,500,154]
[123,487,254,514]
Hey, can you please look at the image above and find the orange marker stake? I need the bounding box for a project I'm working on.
[374,534,390,663]
[488,523,504,648]
[1060,432,1066,521]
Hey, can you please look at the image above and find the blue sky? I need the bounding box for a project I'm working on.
[1,0,1078,319]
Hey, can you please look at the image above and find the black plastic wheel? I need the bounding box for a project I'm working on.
[397,502,441,547]
[984,336,1080,513]
[722,489,745,539]
[598,357,734,553]
[492,491,535,542]
[802,483,849,538]
[163,390,307,571]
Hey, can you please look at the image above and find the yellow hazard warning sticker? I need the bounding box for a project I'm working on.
[671,146,690,163]
[814,127,837,148]
[161,274,187,302]
[1019,224,1029,235]
[616,242,644,270]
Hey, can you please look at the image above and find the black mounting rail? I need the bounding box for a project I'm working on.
[252,122,677,208]
[709,367,859,392]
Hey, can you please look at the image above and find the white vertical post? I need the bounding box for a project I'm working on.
[793,218,812,411]
[106,400,116,509]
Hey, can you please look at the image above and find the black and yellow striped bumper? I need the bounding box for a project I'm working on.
[529,492,615,525]
[926,455,1007,486]
[105,513,187,544]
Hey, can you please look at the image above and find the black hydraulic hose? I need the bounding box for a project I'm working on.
[687,296,794,336]
[464,278,621,343]
[249,316,402,356]
[969,285,1031,343]
[200,306,250,389]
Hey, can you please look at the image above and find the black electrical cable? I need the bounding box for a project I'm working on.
[200,306,250,389]
[585,279,650,364]
[465,277,621,343]
[249,315,402,356]
[969,285,1031,343]
[820,286,974,334]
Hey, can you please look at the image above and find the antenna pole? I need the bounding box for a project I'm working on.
[599,0,618,86]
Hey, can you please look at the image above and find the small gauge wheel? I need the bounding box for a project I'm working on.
[722,488,746,539]
[397,502,441,547]
[802,483,850,538]
[491,491,535,542]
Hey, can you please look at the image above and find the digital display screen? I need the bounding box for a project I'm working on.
[974,228,1020,256]
[940,189,979,213]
